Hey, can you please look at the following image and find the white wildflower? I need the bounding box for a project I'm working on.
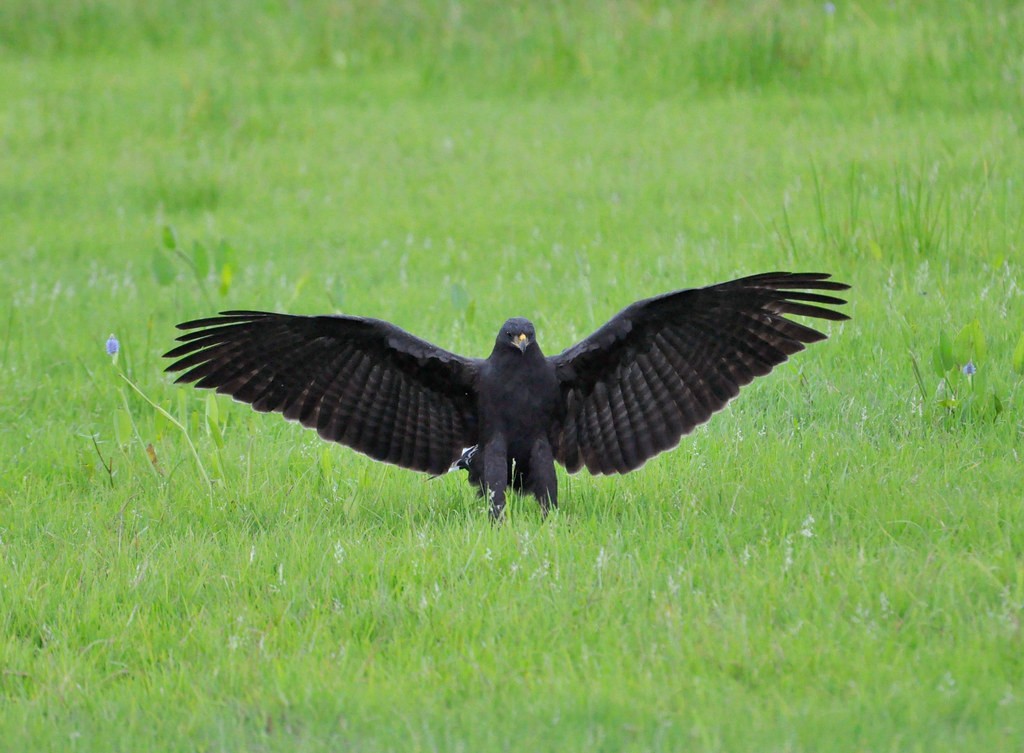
[937,672,956,697]
[667,573,680,597]
[800,515,816,538]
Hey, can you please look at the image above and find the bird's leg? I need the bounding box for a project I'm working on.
[482,438,508,521]
[527,437,558,516]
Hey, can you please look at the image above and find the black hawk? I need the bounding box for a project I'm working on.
[165,272,849,518]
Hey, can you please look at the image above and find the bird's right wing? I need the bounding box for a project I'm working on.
[165,311,481,475]
[548,273,849,475]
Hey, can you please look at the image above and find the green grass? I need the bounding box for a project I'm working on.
[2,1,1024,750]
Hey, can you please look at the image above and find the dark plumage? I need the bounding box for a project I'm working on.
[165,272,849,518]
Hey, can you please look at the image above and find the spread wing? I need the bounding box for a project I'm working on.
[549,272,849,475]
[164,311,481,475]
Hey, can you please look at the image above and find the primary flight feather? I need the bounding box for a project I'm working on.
[165,271,849,518]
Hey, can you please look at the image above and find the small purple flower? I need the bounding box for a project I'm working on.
[106,334,119,356]
[824,2,836,14]
[961,360,976,376]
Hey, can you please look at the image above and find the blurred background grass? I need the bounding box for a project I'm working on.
[3,0,1022,106]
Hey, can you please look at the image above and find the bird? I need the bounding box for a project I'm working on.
[164,272,849,519]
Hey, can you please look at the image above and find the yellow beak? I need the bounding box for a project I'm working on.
[515,333,528,352]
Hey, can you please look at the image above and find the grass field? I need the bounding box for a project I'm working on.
[2,1,1023,750]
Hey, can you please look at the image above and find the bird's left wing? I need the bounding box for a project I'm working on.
[165,311,480,475]
[548,272,849,475]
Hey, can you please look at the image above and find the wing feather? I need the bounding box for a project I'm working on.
[551,272,849,475]
[404,385,423,469]
[389,376,413,466]
[623,363,657,462]
[610,374,639,470]
[165,311,480,475]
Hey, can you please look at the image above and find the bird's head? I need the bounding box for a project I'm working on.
[497,317,536,354]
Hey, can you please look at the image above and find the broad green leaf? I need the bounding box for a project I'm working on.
[933,329,954,376]
[162,224,178,250]
[153,407,174,439]
[1013,331,1024,374]
[176,390,188,425]
[939,329,954,369]
[219,263,234,296]
[207,416,224,449]
[152,249,175,286]
[969,320,986,361]
[210,451,225,480]
[952,320,984,365]
[205,392,220,427]
[206,393,224,448]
